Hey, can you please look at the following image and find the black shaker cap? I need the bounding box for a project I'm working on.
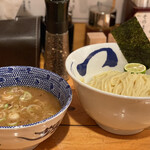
[45,0,69,34]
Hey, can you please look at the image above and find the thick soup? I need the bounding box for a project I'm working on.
[0,86,61,126]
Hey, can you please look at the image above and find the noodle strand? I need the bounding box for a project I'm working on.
[87,71,150,97]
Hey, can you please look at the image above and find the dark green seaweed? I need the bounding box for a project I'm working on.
[111,17,150,68]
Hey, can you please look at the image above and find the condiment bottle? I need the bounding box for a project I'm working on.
[44,0,69,81]
[68,5,74,53]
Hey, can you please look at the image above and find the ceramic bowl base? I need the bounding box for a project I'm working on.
[22,144,39,150]
[96,122,144,135]
[4,144,39,150]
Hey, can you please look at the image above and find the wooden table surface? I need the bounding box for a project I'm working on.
[35,24,150,150]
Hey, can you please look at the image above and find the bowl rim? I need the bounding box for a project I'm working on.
[0,66,72,129]
[65,43,150,100]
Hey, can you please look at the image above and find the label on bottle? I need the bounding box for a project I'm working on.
[17,0,45,17]
[135,12,150,39]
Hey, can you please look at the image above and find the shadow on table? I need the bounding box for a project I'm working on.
[35,114,70,150]
[66,89,96,125]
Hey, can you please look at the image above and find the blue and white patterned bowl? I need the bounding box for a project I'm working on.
[66,43,150,135]
[0,66,72,150]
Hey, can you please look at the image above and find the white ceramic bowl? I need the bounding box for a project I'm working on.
[0,66,72,150]
[66,43,150,135]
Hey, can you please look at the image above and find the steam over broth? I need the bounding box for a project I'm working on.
[0,86,61,126]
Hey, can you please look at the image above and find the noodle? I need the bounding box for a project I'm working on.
[86,71,150,97]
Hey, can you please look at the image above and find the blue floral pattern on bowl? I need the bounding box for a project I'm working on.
[0,66,72,129]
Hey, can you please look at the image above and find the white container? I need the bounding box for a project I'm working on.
[66,43,150,135]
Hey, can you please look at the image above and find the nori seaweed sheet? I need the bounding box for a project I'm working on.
[111,17,150,68]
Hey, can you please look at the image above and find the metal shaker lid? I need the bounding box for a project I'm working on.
[89,2,116,27]
[45,0,69,34]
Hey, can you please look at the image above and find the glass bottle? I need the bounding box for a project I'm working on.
[44,0,69,81]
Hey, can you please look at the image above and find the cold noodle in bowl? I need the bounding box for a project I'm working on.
[86,70,150,97]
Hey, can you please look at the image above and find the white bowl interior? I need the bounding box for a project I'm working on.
[66,43,129,83]
[66,43,150,83]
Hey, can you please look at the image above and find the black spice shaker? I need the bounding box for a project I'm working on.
[68,5,74,53]
[44,0,70,80]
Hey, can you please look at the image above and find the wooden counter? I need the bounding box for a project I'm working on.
[36,24,150,150]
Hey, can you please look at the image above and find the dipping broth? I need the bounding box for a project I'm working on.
[0,86,61,126]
